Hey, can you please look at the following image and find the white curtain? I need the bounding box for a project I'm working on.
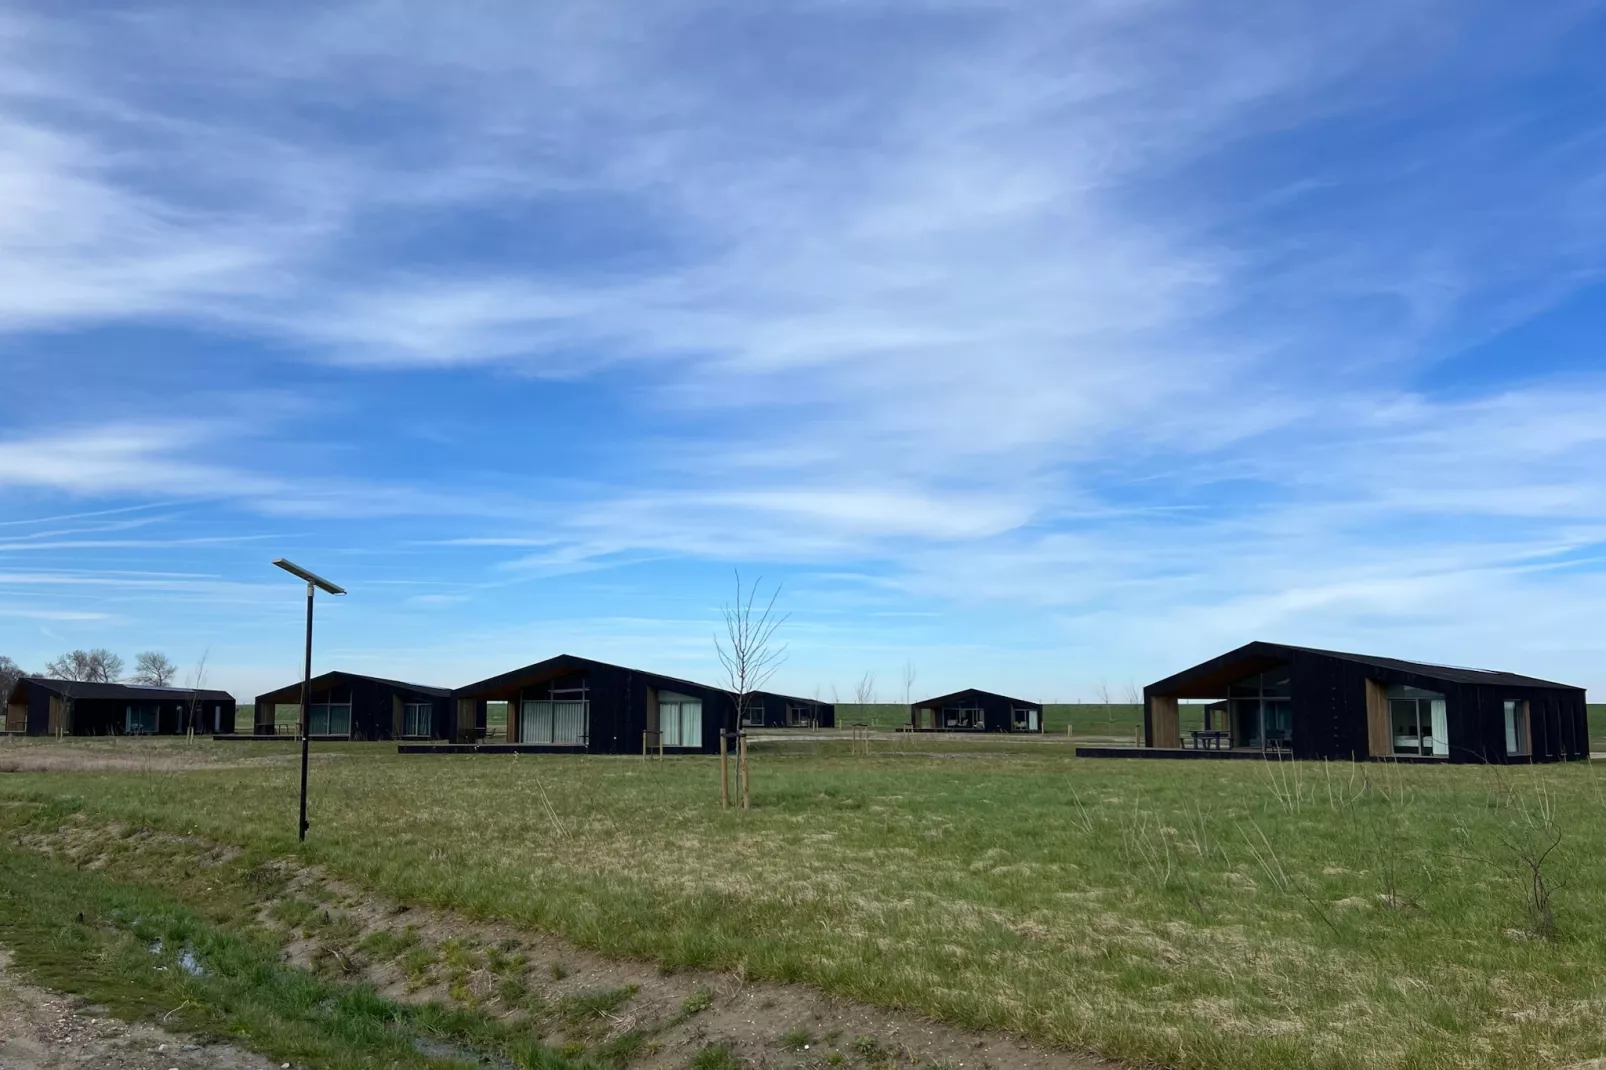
[1430,699,1448,757]
[659,696,702,747]
[310,703,351,736]
[552,700,587,745]
[521,700,587,745]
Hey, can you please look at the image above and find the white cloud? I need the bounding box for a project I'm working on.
[1,2,1605,695]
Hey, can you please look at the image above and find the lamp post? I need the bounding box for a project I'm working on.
[272,558,345,842]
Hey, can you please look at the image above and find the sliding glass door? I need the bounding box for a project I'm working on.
[1389,688,1447,756]
[520,700,588,745]
[1228,666,1293,749]
[658,691,703,748]
[309,702,351,736]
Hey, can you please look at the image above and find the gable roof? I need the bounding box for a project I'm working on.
[1146,641,1582,696]
[750,689,833,707]
[910,687,1042,709]
[12,677,235,703]
[254,671,451,704]
[454,654,722,699]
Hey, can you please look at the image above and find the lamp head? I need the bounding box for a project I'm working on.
[272,558,346,595]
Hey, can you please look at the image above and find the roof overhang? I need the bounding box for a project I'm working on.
[1145,643,1290,699]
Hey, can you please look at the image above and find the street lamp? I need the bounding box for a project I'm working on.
[272,558,346,843]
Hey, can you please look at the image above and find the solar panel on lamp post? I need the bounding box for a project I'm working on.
[272,559,346,843]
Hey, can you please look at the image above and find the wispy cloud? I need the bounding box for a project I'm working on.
[0,2,1604,697]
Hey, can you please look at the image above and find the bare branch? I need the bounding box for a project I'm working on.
[713,570,790,728]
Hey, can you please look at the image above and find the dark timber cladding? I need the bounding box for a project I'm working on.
[908,688,1044,732]
[441,654,729,754]
[4,677,236,736]
[1140,641,1588,763]
[739,690,836,728]
[247,671,452,740]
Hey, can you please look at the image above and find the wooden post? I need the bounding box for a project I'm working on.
[719,731,730,809]
[739,732,750,810]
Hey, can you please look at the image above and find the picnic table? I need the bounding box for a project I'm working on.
[1190,730,1229,750]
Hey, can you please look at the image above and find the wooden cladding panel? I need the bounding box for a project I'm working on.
[392,695,403,738]
[4,702,25,733]
[1364,679,1390,758]
[1149,695,1181,749]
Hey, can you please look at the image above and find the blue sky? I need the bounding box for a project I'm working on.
[2,1,1605,703]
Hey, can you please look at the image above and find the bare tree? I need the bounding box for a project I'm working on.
[714,571,789,731]
[854,670,876,716]
[1096,680,1113,733]
[132,651,179,687]
[184,648,211,734]
[0,655,23,700]
[44,648,124,683]
[901,660,917,705]
[714,571,788,811]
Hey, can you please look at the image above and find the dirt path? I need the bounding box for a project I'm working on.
[0,950,280,1070]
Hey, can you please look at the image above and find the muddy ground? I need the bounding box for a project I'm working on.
[0,949,281,1070]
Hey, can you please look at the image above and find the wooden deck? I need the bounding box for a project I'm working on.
[1075,745,1278,760]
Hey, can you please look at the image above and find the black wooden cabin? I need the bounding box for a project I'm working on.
[4,677,236,736]
[248,672,452,740]
[909,688,1044,732]
[739,690,835,729]
[427,654,730,755]
[1139,642,1587,763]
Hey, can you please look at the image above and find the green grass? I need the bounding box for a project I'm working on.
[3,739,1606,1069]
[0,837,582,1070]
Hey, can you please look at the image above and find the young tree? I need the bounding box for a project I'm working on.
[715,571,789,729]
[714,571,788,810]
[0,655,23,700]
[901,660,917,705]
[184,649,211,734]
[854,670,876,716]
[44,648,124,683]
[132,651,179,687]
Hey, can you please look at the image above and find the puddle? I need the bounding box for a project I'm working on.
[147,939,207,976]
[411,1035,513,1068]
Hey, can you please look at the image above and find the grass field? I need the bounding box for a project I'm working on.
[3,735,1606,1069]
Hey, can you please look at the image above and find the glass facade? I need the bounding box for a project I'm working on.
[1227,666,1292,749]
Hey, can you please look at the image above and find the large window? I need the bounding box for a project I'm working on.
[659,691,703,748]
[1504,700,1530,757]
[786,704,811,727]
[741,704,765,727]
[403,702,433,738]
[1013,707,1040,731]
[1228,667,1292,749]
[1389,686,1447,757]
[942,707,984,728]
[309,702,352,736]
[520,700,588,745]
[125,704,158,734]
